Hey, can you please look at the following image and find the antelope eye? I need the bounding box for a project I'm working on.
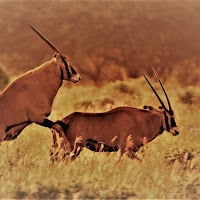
[169,110,174,115]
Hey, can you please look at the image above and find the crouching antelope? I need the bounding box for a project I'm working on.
[52,67,179,160]
[0,25,81,144]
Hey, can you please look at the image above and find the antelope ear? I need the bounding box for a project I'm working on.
[158,106,165,112]
[53,53,62,63]
[143,105,148,109]
[149,106,153,110]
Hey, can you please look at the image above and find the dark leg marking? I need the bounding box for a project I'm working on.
[4,122,31,141]
[41,119,68,132]
[41,119,54,128]
[85,139,118,152]
[5,121,30,133]
[54,120,68,132]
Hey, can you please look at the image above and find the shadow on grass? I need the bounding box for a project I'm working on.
[14,185,62,199]
[14,184,137,199]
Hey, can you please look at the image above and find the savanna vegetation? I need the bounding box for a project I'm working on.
[0,79,200,199]
[0,0,200,199]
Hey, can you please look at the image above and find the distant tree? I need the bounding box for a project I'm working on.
[0,66,9,90]
[80,47,129,85]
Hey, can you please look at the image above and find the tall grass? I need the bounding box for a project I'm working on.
[0,78,200,199]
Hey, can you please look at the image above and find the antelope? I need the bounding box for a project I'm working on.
[0,25,81,144]
[52,67,179,160]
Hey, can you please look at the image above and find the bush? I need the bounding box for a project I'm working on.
[179,89,200,106]
[179,91,194,105]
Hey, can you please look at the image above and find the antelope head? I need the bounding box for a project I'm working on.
[140,67,179,136]
[53,53,81,83]
[29,25,81,83]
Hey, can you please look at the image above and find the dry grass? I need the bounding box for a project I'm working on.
[0,78,200,199]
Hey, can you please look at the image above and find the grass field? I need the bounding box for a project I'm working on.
[0,78,200,199]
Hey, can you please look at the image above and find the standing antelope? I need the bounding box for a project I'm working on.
[52,67,179,160]
[0,25,81,144]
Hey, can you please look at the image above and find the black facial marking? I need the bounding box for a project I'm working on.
[164,112,170,131]
[65,64,72,79]
[62,57,71,79]
[70,65,77,74]
[60,68,64,80]
[171,117,177,127]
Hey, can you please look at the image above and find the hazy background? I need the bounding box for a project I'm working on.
[0,1,200,88]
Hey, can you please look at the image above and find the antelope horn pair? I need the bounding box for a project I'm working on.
[139,67,172,111]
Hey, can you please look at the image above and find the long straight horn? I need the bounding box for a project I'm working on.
[29,25,64,58]
[139,67,167,110]
[152,67,172,111]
